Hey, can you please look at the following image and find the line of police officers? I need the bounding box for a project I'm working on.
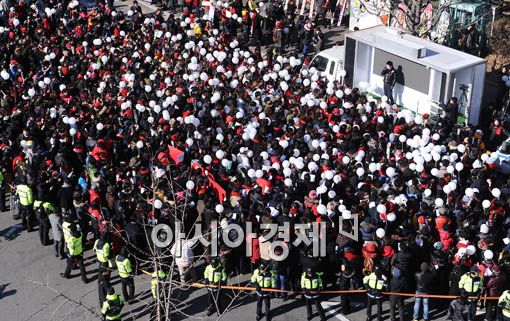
[12,179,510,320]
[15,179,134,321]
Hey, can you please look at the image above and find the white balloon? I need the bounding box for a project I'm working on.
[186,181,195,190]
[435,198,444,207]
[387,212,396,222]
[317,204,327,215]
[466,245,476,256]
[484,250,494,260]
[492,188,501,198]
[203,155,212,164]
[377,204,386,214]
[136,141,144,149]
[482,200,491,209]
[215,204,224,213]
[154,199,163,209]
[376,228,386,239]
[215,150,225,159]
[386,167,396,177]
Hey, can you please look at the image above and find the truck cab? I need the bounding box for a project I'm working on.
[308,45,345,82]
[493,137,510,175]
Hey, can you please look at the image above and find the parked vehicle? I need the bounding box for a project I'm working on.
[307,45,345,82]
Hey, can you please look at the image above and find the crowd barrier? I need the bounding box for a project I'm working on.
[141,269,499,300]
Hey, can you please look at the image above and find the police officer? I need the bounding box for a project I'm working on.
[458,268,482,318]
[16,176,34,231]
[251,261,275,321]
[204,257,227,316]
[151,269,167,300]
[301,267,326,321]
[101,286,125,321]
[116,247,135,301]
[98,261,113,306]
[62,215,73,242]
[499,289,510,321]
[151,268,169,320]
[34,199,53,246]
[61,223,88,283]
[380,61,396,105]
[94,233,111,265]
[363,266,387,321]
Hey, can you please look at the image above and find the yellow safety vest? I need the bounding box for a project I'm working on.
[17,184,33,206]
[459,273,482,294]
[151,270,167,298]
[204,265,227,284]
[62,222,71,241]
[34,201,54,216]
[66,233,83,256]
[251,269,275,288]
[101,293,124,320]
[301,273,323,290]
[499,290,510,318]
[363,273,387,291]
[115,256,132,279]
[94,239,111,263]
[43,202,54,213]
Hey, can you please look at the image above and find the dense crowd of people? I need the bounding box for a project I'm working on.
[1,0,510,321]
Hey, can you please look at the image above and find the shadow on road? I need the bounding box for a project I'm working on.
[0,283,17,299]
[0,223,24,241]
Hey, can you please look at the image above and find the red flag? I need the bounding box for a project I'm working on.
[168,145,185,164]
[191,160,205,175]
[208,174,227,204]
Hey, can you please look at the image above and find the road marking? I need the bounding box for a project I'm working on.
[320,301,351,321]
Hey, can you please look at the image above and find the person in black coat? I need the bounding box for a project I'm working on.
[413,262,436,321]
[389,267,407,321]
[336,260,356,314]
[57,177,74,215]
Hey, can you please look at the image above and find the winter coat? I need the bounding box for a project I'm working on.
[49,213,63,241]
[415,270,436,293]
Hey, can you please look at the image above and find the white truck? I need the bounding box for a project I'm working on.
[493,138,510,175]
[307,45,345,82]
